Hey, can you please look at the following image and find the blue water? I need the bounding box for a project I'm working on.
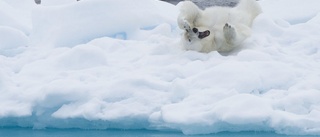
[0,128,313,137]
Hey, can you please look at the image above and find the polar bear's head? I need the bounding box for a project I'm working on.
[182,27,215,52]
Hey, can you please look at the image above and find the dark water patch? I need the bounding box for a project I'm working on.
[0,128,314,137]
[161,0,239,9]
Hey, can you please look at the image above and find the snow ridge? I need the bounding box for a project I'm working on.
[0,0,320,135]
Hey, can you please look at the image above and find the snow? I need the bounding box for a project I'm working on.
[31,0,177,47]
[1,0,320,135]
[0,26,29,56]
[259,0,320,24]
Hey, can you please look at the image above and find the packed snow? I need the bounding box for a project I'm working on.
[1,0,320,135]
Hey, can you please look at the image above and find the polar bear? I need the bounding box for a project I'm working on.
[177,0,262,53]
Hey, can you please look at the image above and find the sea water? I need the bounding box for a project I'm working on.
[0,128,312,137]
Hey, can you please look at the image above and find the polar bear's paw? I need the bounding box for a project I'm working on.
[223,23,236,43]
[183,20,192,33]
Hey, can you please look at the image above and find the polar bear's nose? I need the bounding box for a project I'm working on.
[198,30,210,39]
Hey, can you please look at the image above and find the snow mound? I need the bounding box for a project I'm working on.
[0,26,29,56]
[31,0,178,47]
[259,0,320,24]
[1,0,320,136]
[0,0,34,34]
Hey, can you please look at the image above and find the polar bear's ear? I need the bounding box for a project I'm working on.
[198,30,210,39]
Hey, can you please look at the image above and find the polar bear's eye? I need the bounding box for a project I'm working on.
[192,28,198,33]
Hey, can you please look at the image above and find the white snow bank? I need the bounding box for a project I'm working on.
[1,0,320,135]
[31,0,178,47]
[259,0,320,24]
[0,26,29,56]
[0,0,34,34]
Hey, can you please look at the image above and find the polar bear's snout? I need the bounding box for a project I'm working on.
[198,30,210,39]
[192,28,210,39]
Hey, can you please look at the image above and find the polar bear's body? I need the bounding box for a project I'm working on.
[178,0,262,53]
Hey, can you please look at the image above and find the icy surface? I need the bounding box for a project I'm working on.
[1,0,320,135]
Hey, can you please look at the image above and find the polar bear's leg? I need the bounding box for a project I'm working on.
[223,23,236,44]
[223,23,251,45]
[177,1,201,30]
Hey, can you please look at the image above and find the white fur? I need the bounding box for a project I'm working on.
[178,0,262,53]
